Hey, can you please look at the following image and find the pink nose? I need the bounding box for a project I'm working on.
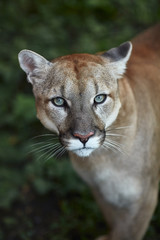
[73,131,94,144]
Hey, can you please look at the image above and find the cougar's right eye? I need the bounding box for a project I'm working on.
[51,97,66,107]
[94,94,107,104]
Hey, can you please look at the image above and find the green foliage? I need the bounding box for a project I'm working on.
[0,0,160,239]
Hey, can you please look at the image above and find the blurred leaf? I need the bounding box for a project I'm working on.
[0,167,24,208]
[12,94,36,123]
[33,178,53,194]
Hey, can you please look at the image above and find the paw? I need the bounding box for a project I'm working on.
[95,235,108,240]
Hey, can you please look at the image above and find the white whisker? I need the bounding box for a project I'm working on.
[31,133,58,140]
[103,134,128,155]
[102,124,130,155]
[106,125,132,132]
[104,141,127,155]
[27,131,68,161]
[102,144,117,153]
[105,133,126,138]
[56,147,67,159]
[103,142,124,155]
[30,140,57,148]
[29,142,60,154]
[106,139,125,148]
[43,145,64,162]
[37,143,61,161]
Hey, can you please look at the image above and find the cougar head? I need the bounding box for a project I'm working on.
[18,42,132,157]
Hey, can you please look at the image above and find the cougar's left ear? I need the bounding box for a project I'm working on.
[101,41,132,79]
[18,50,53,84]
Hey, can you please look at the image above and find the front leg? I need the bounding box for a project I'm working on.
[92,186,158,240]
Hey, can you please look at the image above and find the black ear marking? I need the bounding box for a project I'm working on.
[102,42,132,62]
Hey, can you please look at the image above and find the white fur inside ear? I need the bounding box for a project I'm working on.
[18,50,52,84]
[108,60,127,79]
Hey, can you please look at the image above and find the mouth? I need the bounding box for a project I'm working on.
[72,147,96,157]
[63,134,103,157]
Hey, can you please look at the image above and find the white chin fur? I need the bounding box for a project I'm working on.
[72,148,94,157]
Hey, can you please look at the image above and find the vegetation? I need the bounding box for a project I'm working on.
[0,0,160,239]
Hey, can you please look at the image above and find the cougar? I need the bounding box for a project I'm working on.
[18,24,160,240]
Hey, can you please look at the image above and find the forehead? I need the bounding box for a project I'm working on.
[45,53,114,97]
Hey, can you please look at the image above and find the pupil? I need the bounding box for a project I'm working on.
[97,95,103,102]
[98,96,102,100]
[57,98,63,104]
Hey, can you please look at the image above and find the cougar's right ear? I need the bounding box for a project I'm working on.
[18,50,53,84]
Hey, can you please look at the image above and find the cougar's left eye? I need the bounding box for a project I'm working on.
[51,97,66,107]
[94,94,107,104]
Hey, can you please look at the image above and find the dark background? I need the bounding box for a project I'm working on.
[1,0,160,240]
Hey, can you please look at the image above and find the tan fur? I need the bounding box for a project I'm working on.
[18,24,160,240]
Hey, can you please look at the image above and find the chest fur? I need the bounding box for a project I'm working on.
[72,162,142,208]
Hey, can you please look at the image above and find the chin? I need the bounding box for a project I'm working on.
[72,148,95,157]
